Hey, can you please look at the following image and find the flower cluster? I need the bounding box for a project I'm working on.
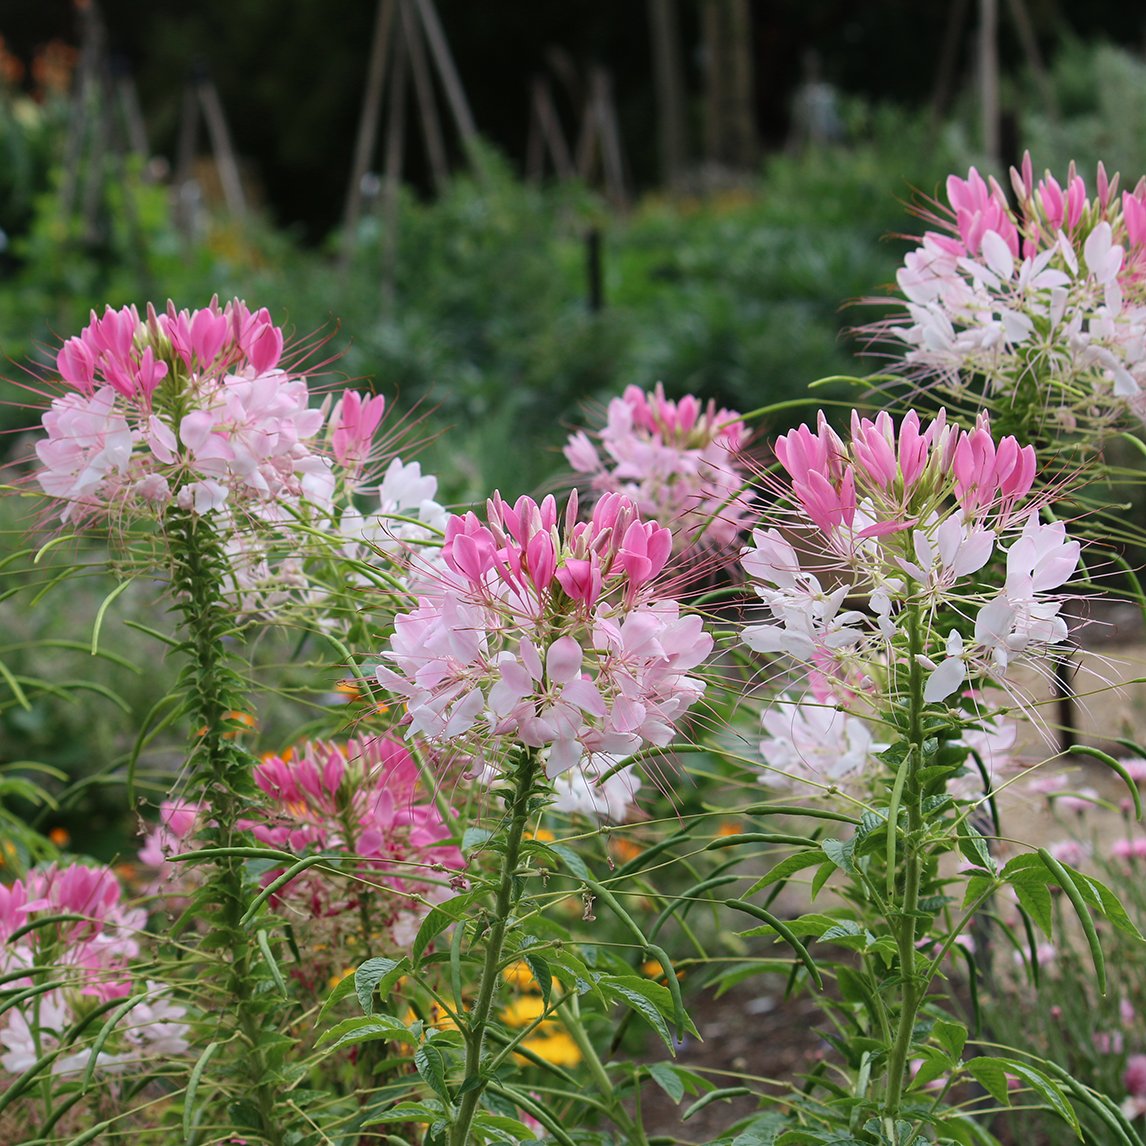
[564,384,753,558]
[741,408,1078,713]
[245,736,465,951]
[36,298,378,521]
[0,863,189,1077]
[377,491,713,781]
[875,156,1146,434]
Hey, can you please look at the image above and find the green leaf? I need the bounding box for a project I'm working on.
[745,849,824,896]
[549,842,592,881]
[1060,863,1144,941]
[648,1060,685,1104]
[682,1087,752,1122]
[413,892,476,964]
[461,827,493,853]
[363,1100,446,1127]
[415,1040,453,1105]
[599,975,698,1053]
[965,1056,1011,1105]
[354,956,410,1016]
[932,1018,966,1062]
[523,952,552,1007]
[910,1046,952,1091]
[810,859,837,899]
[821,837,854,873]
[1005,1060,1081,1134]
[1001,855,1054,937]
[957,822,995,873]
[316,1013,415,1053]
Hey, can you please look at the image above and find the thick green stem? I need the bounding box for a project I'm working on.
[169,509,283,1146]
[451,749,541,1146]
[882,606,927,1139]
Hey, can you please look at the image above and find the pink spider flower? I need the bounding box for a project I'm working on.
[378,491,711,782]
[239,736,465,962]
[32,298,388,524]
[564,383,753,560]
[1,864,147,1004]
[870,153,1146,437]
[744,408,1077,722]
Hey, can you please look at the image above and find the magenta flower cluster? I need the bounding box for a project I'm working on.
[742,408,1078,712]
[0,863,188,1077]
[35,298,385,521]
[879,155,1146,430]
[564,383,753,556]
[378,491,713,779]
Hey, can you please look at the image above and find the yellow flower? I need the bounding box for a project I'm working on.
[501,994,548,1027]
[517,1029,582,1067]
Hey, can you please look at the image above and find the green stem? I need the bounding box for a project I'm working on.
[451,749,541,1146]
[169,509,284,1146]
[882,606,927,1140]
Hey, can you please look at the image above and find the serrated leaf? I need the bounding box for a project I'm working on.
[821,837,854,873]
[1064,865,1145,941]
[318,967,358,1022]
[810,859,837,899]
[523,953,552,1007]
[363,1100,445,1127]
[933,1018,966,1061]
[1010,1062,1080,1132]
[958,824,995,873]
[354,956,409,1016]
[648,1061,685,1104]
[471,1112,537,1142]
[1006,870,1054,937]
[415,1040,453,1104]
[911,1046,952,1090]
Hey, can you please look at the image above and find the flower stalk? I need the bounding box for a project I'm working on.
[168,507,284,1146]
[451,747,542,1146]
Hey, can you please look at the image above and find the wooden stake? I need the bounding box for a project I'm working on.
[978,0,1000,167]
[400,0,449,191]
[529,77,574,182]
[1005,0,1057,120]
[413,0,479,158]
[647,0,686,187]
[197,77,248,221]
[341,0,397,269]
[382,22,409,312]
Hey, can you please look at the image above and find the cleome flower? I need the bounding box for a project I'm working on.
[0,862,190,1079]
[376,490,712,782]
[35,298,349,522]
[564,383,753,561]
[741,408,1078,720]
[872,154,1146,438]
